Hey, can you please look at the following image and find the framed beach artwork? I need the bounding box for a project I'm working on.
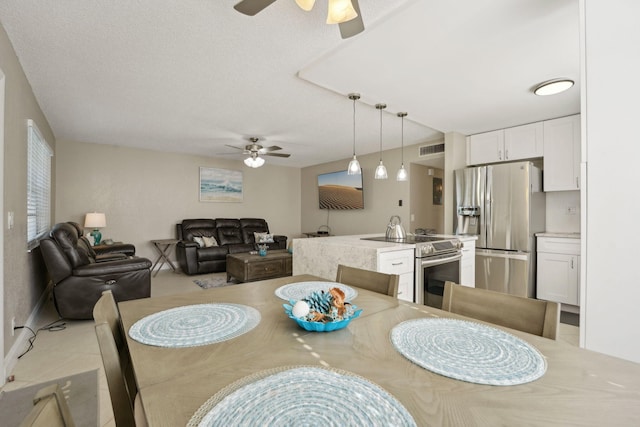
[199,167,243,202]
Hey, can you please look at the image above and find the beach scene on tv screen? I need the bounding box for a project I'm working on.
[318,170,364,210]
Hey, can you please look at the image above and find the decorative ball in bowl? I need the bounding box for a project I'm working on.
[282,287,362,332]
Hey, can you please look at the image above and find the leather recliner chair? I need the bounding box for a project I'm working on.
[40,222,152,320]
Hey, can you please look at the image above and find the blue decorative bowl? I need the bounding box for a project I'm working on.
[283,301,362,332]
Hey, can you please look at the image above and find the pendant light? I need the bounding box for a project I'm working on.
[396,112,408,181]
[374,103,388,180]
[347,93,361,175]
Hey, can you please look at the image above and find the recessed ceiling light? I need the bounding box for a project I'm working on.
[533,79,575,96]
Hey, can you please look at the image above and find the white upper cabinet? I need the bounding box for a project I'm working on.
[543,114,581,191]
[504,122,544,161]
[467,122,543,166]
[467,130,504,165]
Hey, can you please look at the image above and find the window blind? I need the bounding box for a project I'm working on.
[27,119,53,249]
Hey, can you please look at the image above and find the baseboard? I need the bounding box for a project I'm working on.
[2,282,54,385]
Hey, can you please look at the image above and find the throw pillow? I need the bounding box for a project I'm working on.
[193,236,205,248]
[254,232,274,243]
[203,236,218,247]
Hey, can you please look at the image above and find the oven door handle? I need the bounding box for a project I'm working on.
[419,252,462,267]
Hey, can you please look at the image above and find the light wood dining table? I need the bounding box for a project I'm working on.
[119,274,640,426]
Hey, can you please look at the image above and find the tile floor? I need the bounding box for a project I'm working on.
[2,271,580,426]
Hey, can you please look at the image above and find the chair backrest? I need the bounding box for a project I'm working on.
[95,322,137,427]
[93,290,138,405]
[442,281,560,340]
[19,383,75,427]
[39,222,91,284]
[335,264,400,298]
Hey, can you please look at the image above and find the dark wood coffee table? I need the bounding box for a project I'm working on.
[226,250,293,283]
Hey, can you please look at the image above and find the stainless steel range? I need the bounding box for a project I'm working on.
[361,235,462,307]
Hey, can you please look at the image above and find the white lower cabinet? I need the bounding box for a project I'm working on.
[536,236,581,305]
[378,249,414,302]
[459,239,475,287]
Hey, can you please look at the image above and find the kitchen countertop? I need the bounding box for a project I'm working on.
[536,232,581,239]
[296,233,477,252]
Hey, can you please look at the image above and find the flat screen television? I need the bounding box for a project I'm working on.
[317,170,364,210]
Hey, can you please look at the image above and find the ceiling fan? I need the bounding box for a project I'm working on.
[233,0,365,39]
[225,137,291,168]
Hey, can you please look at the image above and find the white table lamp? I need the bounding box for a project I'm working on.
[84,212,106,245]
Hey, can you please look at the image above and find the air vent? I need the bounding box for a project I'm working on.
[419,143,445,157]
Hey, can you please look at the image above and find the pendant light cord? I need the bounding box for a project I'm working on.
[379,106,383,161]
[400,114,404,164]
[352,97,356,156]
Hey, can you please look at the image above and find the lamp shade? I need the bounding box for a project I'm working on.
[295,0,316,11]
[84,212,106,228]
[326,0,358,24]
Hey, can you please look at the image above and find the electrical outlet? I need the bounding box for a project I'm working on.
[11,317,16,336]
[567,206,577,215]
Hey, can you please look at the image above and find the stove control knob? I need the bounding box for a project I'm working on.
[421,244,434,256]
[456,241,464,250]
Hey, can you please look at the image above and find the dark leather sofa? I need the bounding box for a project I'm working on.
[175,218,287,275]
[39,222,152,319]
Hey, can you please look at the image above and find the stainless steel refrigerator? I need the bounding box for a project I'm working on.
[454,161,545,297]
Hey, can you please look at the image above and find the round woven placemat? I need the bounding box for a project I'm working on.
[187,366,416,427]
[390,318,547,386]
[128,303,260,348]
[274,281,358,301]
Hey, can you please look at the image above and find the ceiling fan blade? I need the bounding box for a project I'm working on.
[264,152,291,158]
[233,0,278,16]
[259,145,282,153]
[225,144,245,151]
[339,0,364,39]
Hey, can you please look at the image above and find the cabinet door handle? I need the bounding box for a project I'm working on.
[576,177,579,189]
[571,258,574,269]
[392,262,403,266]
[505,149,509,159]
[498,150,502,160]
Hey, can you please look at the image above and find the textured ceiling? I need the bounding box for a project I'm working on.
[0,0,580,168]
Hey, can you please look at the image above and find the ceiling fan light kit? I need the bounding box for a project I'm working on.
[326,0,358,24]
[225,137,290,168]
[244,154,266,168]
[533,78,574,96]
[374,103,388,180]
[233,0,364,39]
[347,93,361,175]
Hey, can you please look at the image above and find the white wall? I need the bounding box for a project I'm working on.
[581,0,640,362]
[410,164,444,234]
[55,140,301,263]
[1,22,54,368]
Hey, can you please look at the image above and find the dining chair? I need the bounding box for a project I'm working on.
[335,264,400,298]
[442,281,560,339]
[19,383,75,427]
[93,291,147,427]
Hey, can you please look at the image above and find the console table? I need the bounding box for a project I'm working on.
[226,250,292,283]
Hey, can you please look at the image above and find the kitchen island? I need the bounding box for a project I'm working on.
[292,234,476,302]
